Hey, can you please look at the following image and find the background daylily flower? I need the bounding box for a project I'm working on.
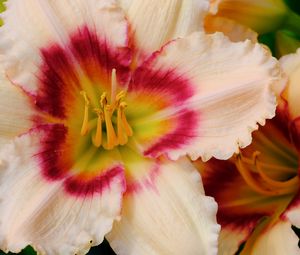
[197,49,300,255]
[208,0,289,34]
[206,0,300,57]
[0,0,283,254]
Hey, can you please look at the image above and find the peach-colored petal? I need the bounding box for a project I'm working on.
[0,71,34,146]
[0,131,125,255]
[131,32,283,161]
[118,0,209,62]
[0,0,128,93]
[107,158,220,255]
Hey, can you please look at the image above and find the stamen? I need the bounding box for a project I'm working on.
[111,91,126,113]
[119,102,133,137]
[253,152,299,189]
[79,85,132,149]
[104,105,118,150]
[241,155,296,174]
[93,108,104,147]
[80,91,90,136]
[117,105,128,145]
[235,155,279,196]
[100,92,108,108]
[235,153,298,196]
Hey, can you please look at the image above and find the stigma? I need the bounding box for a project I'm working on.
[80,69,133,150]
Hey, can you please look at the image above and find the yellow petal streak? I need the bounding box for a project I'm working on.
[80,69,133,150]
[235,152,299,197]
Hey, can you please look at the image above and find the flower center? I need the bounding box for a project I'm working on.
[79,69,133,150]
[234,151,299,197]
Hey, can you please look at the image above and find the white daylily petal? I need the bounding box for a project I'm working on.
[117,0,209,61]
[0,132,125,255]
[0,72,34,146]
[134,32,283,161]
[107,158,220,255]
[0,0,128,92]
[251,221,300,255]
[280,49,300,118]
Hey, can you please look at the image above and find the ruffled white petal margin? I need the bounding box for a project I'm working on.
[117,0,209,61]
[0,71,34,146]
[280,48,300,118]
[0,132,125,255]
[143,32,283,161]
[0,0,128,92]
[250,221,300,255]
[107,158,220,255]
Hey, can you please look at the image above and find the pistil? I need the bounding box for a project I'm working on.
[110,68,117,105]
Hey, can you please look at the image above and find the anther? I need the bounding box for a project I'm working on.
[80,91,90,136]
[116,91,126,103]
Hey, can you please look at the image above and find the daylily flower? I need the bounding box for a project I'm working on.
[207,0,289,34]
[0,0,282,255]
[205,0,300,57]
[197,49,300,255]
